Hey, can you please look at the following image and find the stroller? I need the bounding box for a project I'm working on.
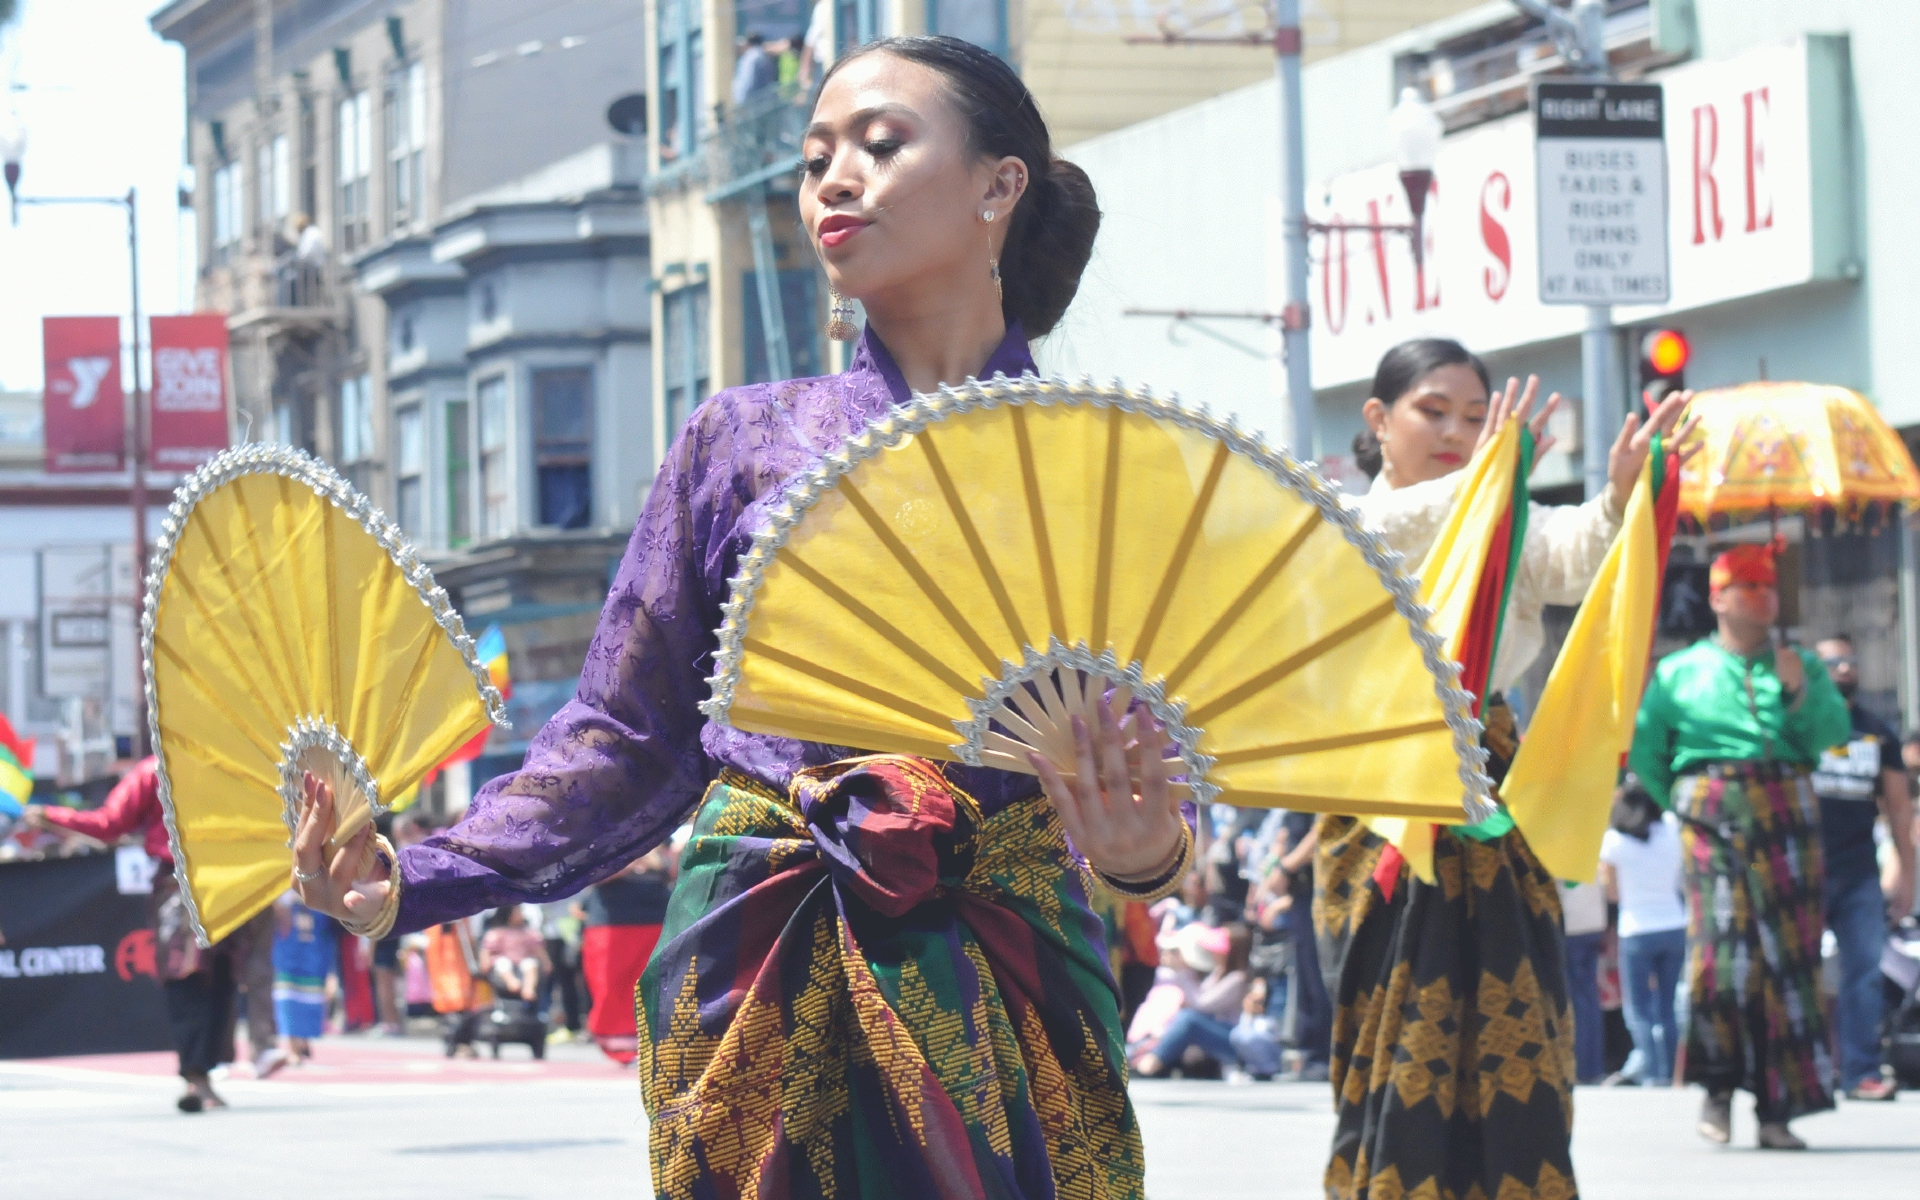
[424,921,546,1060]
[1880,920,1920,1087]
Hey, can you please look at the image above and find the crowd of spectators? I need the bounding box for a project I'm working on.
[1114,806,1332,1084]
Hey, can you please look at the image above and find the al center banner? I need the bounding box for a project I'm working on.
[41,316,126,474]
[148,314,232,471]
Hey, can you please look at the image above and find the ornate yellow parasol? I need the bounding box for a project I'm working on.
[1673,381,1920,528]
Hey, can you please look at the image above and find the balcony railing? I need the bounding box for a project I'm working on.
[649,81,817,202]
[205,248,344,334]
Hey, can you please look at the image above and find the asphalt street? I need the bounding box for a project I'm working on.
[4,1036,1917,1198]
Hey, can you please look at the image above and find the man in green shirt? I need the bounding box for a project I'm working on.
[1629,541,1851,1151]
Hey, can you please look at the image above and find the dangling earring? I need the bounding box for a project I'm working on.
[826,288,858,342]
[984,209,1002,302]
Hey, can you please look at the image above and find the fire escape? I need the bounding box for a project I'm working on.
[705,82,814,382]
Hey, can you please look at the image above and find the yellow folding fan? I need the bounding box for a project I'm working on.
[701,376,1496,821]
[144,444,508,946]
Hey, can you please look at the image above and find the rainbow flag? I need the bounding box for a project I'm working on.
[437,625,511,774]
[476,624,512,698]
[0,744,31,818]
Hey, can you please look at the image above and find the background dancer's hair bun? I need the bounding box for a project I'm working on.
[833,35,1103,337]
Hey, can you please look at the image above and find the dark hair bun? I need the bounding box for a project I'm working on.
[1352,428,1384,479]
[1005,158,1100,337]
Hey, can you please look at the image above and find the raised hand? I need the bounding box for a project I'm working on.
[1474,375,1563,463]
[1607,390,1700,515]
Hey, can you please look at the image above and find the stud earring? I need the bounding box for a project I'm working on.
[826,288,858,342]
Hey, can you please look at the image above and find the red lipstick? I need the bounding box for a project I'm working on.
[817,214,870,248]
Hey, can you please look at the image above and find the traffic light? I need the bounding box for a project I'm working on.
[1638,328,1690,404]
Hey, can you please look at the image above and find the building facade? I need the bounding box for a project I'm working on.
[1047,0,1920,727]
[640,0,1483,441]
[152,0,656,802]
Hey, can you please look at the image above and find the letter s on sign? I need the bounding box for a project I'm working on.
[1480,171,1512,302]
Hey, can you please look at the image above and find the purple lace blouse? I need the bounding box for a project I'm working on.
[395,325,1045,932]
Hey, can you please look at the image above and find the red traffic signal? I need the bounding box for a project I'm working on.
[1641,329,1690,378]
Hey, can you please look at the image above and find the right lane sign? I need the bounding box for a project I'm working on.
[1535,81,1669,306]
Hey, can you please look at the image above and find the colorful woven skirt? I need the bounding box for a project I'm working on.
[1672,761,1833,1120]
[636,756,1145,1200]
[1313,701,1577,1200]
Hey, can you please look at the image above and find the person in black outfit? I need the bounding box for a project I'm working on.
[1811,635,1916,1101]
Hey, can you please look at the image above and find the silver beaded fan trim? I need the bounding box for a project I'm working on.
[698,374,1496,823]
[144,442,511,948]
[275,716,382,841]
[956,638,1220,806]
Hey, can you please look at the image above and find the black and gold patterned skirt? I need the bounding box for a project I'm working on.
[1312,700,1578,1200]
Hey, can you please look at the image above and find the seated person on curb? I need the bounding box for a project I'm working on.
[479,906,550,1003]
[1133,923,1253,1079]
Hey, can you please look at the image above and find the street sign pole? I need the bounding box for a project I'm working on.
[1580,306,1615,500]
[1533,80,1669,500]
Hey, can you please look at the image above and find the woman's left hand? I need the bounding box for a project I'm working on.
[1605,390,1701,516]
[1476,375,1563,462]
[1029,695,1185,880]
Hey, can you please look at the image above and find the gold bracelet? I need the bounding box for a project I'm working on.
[1094,821,1195,903]
[339,834,402,940]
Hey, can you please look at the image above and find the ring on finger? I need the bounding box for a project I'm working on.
[293,863,323,884]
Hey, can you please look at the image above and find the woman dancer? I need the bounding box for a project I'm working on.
[288,37,1186,1199]
[1316,337,1692,1200]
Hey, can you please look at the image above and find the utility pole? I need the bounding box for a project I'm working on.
[1124,2,1319,459]
[1273,0,1315,460]
[18,189,150,756]
[1515,0,1615,499]
[126,186,150,758]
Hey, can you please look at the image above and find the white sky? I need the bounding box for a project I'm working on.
[0,1,189,393]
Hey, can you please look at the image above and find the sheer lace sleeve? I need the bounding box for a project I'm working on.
[1516,492,1623,608]
[394,403,745,932]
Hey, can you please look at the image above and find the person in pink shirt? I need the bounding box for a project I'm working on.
[479,906,550,1002]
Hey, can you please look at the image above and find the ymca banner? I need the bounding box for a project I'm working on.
[0,853,171,1059]
[41,316,126,474]
[148,314,232,471]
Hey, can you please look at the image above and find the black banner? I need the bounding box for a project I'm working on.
[0,855,172,1059]
[1535,81,1664,140]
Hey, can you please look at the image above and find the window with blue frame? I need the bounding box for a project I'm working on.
[656,0,706,163]
[736,0,807,43]
[742,270,823,384]
[663,284,712,436]
[533,367,593,530]
[927,0,1005,57]
[834,0,879,59]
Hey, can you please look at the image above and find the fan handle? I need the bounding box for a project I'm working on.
[286,742,379,856]
[277,716,385,859]
[974,669,1191,799]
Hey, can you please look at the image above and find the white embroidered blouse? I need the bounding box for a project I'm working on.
[1346,470,1622,695]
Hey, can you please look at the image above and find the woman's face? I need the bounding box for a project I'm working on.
[798,53,1025,312]
[1361,363,1489,488]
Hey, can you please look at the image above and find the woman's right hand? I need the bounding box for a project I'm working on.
[291,771,390,925]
